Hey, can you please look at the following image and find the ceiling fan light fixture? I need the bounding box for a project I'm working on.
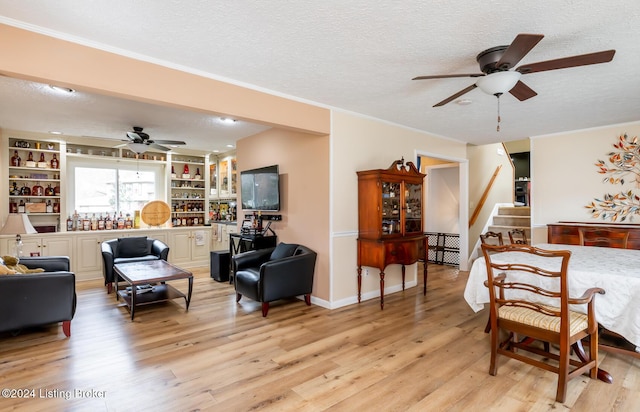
[127,143,148,154]
[475,71,521,95]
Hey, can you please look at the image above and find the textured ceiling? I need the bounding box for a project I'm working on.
[1,1,639,150]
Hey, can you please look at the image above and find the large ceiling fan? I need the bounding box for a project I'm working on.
[123,126,186,153]
[412,33,616,113]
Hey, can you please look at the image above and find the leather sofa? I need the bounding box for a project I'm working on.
[233,243,317,317]
[0,256,76,337]
[101,236,169,293]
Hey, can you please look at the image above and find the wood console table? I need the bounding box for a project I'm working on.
[547,221,640,250]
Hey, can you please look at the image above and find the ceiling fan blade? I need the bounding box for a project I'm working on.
[147,143,171,152]
[153,139,186,145]
[413,73,484,80]
[433,84,477,107]
[516,50,615,74]
[496,33,544,69]
[509,80,537,101]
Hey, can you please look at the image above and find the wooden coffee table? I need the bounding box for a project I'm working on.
[114,260,193,321]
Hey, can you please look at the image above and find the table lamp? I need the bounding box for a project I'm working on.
[0,214,38,257]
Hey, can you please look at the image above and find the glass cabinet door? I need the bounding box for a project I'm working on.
[230,157,237,196]
[381,181,401,235]
[219,159,229,196]
[404,183,422,233]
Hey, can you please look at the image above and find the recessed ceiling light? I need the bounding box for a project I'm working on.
[226,144,234,148]
[212,150,220,153]
[220,117,236,124]
[456,99,472,106]
[49,85,75,93]
[49,131,63,135]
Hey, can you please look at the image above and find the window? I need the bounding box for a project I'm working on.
[67,157,165,217]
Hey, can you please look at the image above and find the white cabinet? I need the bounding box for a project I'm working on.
[216,154,237,198]
[167,228,210,266]
[7,137,62,231]
[170,154,207,227]
[18,234,73,258]
[211,223,237,252]
[74,232,116,279]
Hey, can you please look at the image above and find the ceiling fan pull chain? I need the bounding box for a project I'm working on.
[496,93,502,132]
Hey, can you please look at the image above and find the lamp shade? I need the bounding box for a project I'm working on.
[127,143,148,154]
[476,71,522,95]
[0,214,38,236]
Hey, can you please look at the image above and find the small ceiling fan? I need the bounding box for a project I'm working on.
[412,33,615,130]
[123,126,186,152]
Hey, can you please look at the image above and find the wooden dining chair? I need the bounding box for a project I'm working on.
[578,228,629,248]
[479,231,504,246]
[508,228,528,245]
[481,243,605,403]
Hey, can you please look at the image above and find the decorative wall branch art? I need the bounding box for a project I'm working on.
[586,133,640,222]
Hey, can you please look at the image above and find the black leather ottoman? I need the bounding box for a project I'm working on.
[210,250,230,282]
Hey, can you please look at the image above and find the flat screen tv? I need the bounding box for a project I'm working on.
[240,165,280,211]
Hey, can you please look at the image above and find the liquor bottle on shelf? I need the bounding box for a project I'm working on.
[183,164,190,178]
[195,168,201,179]
[171,165,176,178]
[50,153,59,169]
[91,214,98,231]
[10,182,20,195]
[39,153,46,163]
[18,200,25,213]
[53,201,60,213]
[134,210,141,229]
[45,184,55,196]
[32,182,44,196]
[125,214,132,229]
[46,200,53,213]
[27,152,34,162]
[72,210,80,231]
[83,214,91,231]
[66,215,73,231]
[117,212,125,230]
[105,213,113,230]
[11,150,21,167]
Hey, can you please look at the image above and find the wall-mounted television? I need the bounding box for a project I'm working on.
[240,165,280,211]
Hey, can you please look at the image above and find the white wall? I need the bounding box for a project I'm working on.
[425,164,460,234]
[531,121,640,243]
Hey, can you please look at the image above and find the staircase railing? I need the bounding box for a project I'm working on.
[469,165,502,227]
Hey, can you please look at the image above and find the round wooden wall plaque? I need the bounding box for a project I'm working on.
[141,200,171,226]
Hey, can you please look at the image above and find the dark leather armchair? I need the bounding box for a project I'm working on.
[0,256,76,337]
[101,236,169,293]
[233,243,317,317]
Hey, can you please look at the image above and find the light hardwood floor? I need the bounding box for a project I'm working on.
[1,264,638,411]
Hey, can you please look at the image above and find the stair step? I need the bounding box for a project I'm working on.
[493,215,531,226]
[498,206,531,216]
[488,225,531,233]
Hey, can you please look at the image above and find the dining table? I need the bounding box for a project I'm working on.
[464,243,640,352]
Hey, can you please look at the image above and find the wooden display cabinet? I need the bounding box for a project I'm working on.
[356,158,427,309]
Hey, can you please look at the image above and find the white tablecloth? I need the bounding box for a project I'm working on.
[464,243,640,347]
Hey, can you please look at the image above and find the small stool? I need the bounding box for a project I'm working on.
[210,250,230,282]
